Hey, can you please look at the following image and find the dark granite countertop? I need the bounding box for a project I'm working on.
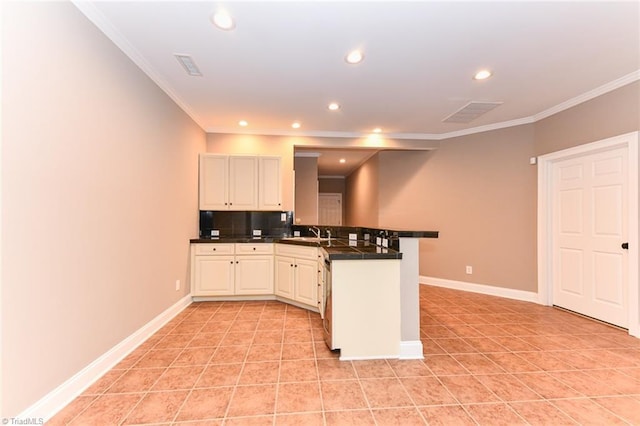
[190,237,402,260]
[190,237,282,244]
[292,225,438,240]
[286,238,402,260]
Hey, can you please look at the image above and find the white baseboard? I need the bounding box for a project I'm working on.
[399,340,424,360]
[20,294,192,422]
[421,276,539,304]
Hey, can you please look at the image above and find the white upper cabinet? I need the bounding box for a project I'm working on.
[259,156,282,210]
[199,154,281,211]
[228,156,258,210]
[199,154,229,210]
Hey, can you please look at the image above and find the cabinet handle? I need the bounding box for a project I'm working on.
[230,261,233,264]
[290,264,294,267]
[294,264,298,268]
[253,247,256,250]
[213,248,216,251]
[224,203,228,205]
[236,261,239,264]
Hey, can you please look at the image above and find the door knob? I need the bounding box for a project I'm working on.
[622,242,629,250]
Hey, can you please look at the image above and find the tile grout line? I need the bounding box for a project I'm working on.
[269,303,287,424]
[169,302,224,424]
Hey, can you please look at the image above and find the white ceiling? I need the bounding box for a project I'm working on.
[75,1,639,140]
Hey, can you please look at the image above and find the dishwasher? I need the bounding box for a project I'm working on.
[322,256,335,350]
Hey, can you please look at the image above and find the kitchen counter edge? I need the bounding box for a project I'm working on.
[189,237,404,260]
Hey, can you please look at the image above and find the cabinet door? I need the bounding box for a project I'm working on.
[229,156,258,210]
[294,258,318,307]
[274,256,295,299]
[193,255,235,296]
[259,156,282,210]
[235,256,274,295]
[199,154,229,210]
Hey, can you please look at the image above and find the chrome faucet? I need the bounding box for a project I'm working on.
[326,229,331,241]
[309,226,321,238]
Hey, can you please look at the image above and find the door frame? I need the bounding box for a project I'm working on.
[537,131,639,337]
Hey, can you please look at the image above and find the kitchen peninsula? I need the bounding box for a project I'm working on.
[190,225,438,360]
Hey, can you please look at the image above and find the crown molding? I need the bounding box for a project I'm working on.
[71,1,205,128]
[533,70,640,122]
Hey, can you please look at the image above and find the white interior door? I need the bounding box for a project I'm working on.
[552,146,628,327]
[318,193,342,225]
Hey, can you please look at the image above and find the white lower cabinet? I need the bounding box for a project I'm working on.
[235,255,274,295]
[275,244,319,310]
[293,258,317,306]
[191,243,273,297]
[191,242,319,311]
[274,256,295,299]
[193,255,235,296]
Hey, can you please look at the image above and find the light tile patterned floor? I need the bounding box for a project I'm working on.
[48,285,640,425]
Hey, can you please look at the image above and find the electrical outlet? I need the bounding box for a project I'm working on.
[175,279,181,291]
[465,266,473,275]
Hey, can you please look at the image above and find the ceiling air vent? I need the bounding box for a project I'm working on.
[443,101,503,123]
[175,54,202,77]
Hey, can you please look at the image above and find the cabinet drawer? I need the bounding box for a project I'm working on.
[193,243,235,255]
[275,243,318,260]
[235,243,274,255]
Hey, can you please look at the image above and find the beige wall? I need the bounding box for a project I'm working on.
[1,2,205,416]
[535,81,640,155]
[345,154,380,227]
[319,177,346,195]
[377,127,538,291]
[294,157,319,224]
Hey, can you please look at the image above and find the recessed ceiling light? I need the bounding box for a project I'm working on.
[372,127,382,133]
[345,50,364,64]
[238,120,248,127]
[328,103,340,111]
[474,70,492,80]
[211,11,235,30]
[291,122,301,129]
[339,158,346,163]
